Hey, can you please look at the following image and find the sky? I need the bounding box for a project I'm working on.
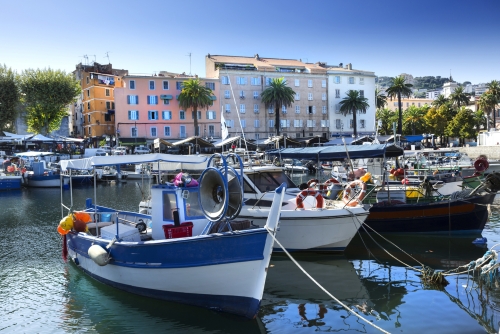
[2,0,500,85]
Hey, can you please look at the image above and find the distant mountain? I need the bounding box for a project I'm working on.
[376,76,452,90]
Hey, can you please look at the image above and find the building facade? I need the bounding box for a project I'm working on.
[72,63,128,146]
[114,72,220,146]
[384,98,433,112]
[327,63,376,137]
[206,54,329,140]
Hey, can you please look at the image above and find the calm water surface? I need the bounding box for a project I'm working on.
[1,177,500,333]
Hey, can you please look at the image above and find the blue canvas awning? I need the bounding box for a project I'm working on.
[266,144,404,161]
[404,135,424,142]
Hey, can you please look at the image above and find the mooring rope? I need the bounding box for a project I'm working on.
[265,227,390,334]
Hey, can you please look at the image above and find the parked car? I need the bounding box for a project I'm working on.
[113,146,128,155]
[165,147,180,154]
[99,145,113,154]
[134,146,150,154]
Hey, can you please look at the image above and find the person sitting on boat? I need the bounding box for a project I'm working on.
[3,156,11,172]
[173,172,199,187]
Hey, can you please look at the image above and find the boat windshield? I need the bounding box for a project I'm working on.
[247,171,296,192]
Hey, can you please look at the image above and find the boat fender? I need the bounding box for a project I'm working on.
[401,178,410,185]
[88,244,110,266]
[72,257,79,266]
[136,219,147,233]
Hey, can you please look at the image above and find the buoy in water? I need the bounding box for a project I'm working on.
[88,244,110,266]
[472,237,487,245]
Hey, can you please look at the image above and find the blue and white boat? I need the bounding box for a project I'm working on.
[0,172,22,190]
[58,153,284,318]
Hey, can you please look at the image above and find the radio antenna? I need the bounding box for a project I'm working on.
[186,52,192,75]
[105,51,111,64]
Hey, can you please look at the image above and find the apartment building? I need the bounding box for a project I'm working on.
[384,98,433,112]
[72,62,128,147]
[327,63,376,136]
[205,54,329,140]
[114,72,220,145]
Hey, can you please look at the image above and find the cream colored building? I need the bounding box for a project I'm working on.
[205,54,329,140]
[385,98,433,112]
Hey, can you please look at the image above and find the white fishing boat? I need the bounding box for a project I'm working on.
[126,164,153,180]
[58,153,284,318]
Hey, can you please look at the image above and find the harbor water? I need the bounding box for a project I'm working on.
[1,177,500,333]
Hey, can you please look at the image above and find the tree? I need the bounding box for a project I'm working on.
[375,88,387,110]
[486,80,500,127]
[178,78,214,136]
[424,106,448,142]
[403,105,427,135]
[449,86,470,111]
[385,76,413,135]
[339,90,369,137]
[0,65,20,132]
[445,107,475,145]
[261,77,295,136]
[20,68,80,134]
[478,92,497,130]
[431,94,449,109]
[376,108,398,135]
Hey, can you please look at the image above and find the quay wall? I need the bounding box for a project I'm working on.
[457,146,500,160]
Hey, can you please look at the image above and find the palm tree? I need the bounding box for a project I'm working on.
[339,90,369,137]
[178,78,214,136]
[375,88,387,110]
[479,92,497,130]
[486,80,500,126]
[448,86,470,111]
[385,76,413,135]
[404,106,426,135]
[261,77,295,136]
[431,95,449,109]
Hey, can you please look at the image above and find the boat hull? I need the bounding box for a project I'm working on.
[66,228,274,318]
[364,192,497,234]
[24,175,61,187]
[0,175,22,190]
[238,207,367,251]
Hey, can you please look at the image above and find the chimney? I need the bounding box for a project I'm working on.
[207,53,211,58]
[347,63,352,70]
[255,54,260,60]
[339,63,343,68]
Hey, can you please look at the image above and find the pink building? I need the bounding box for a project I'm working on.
[114,72,220,147]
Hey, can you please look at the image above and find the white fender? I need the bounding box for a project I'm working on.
[88,244,110,266]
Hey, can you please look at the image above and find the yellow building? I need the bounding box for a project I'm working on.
[73,63,128,146]
[384,98,433,112]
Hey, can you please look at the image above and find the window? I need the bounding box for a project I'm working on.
[226,119,234,128]
[265,77,272,86]
[334,76,341,84]
[251,77,261,85]
[241,119,246,128]
[321,120,329,128]
[148,110,158,120]
[176,81,183,90]
[104,114,111,122]
[88,114,91,123]
[308,93,313,101]
[322,106,327,114]
[162,81,169,90]
[295,92,300,100]
[336,119,342,129]
[322,80,326,88]
[359,90,364,98]
[127,95,139,104]
[205,82,215,90]
[206,110,216,120]
[360,78,364,85]
[87,102,90,110]
[308,106,314,114]
[162,111,172,120]
[131,127,138,137]
[151,127,157,137]
[86,76,89,84]
[360,119,365,128]
[179,125,186,138]
[269,119,275,128]
[335,89,340,98]
[406,102,409,107]
[106,101,111,109]
[394,102,398,107]
[147,95,158,104]
[208,125,215,136]
[221,76,229,85]
[308,79,313,88]
[349,77,355,84]
[335,104,341,113]
[239,91,245,98]
[253,91,259,99]
[87,90,90,97]
[282,105,287,114]
[255,133,260,140]
[179,110,185,120]
[254,119,260,128]
[224,90,230,99]
[225,104,231,113]
[312,106,316,114]
[322,93,326,101]
[254,104,259,113]
[295,79,300,87]
[105,89,110,97]
[293,119,303,128]
[268,106,274,114]
[164,126,171,136]
[192,111,201,119]
[350,120,354,128]
[295,105,300,114]
[418,103,421,107]
[237,77,247,85]
[149,81,155,90]
[88,127,91,136]
[307,120,315,128]
[129,80,135,89]
[280,120,290,128]
[163,99,170,105]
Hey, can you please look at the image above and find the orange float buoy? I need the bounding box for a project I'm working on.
[73,211,92,232]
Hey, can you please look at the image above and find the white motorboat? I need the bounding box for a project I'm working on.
[58,153,284,318]
[126,164,153,180]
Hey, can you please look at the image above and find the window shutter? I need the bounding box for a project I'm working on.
[128,110,131,119]
[127,95,130,104]
[136,96,139,104]
[313,120,316,127]
[206,111,209,119]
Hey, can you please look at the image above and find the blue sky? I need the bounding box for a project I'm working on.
[2,0,499,84]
